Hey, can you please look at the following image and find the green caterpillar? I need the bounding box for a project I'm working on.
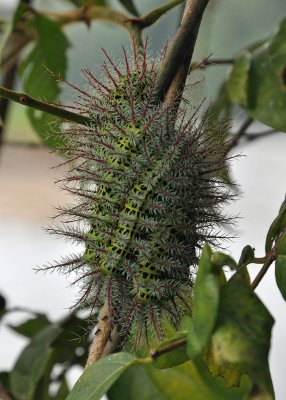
[45,44,233,345]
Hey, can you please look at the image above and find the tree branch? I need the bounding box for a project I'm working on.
[0,86,93,126]
[85,301,113,368]
[155,0,210,103]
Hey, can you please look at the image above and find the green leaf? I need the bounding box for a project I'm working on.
[20,14,70,148]
[211,252,237,270]
[275,254,286,300]
[9,315,50,338]
[195,244,213,285]
[227,18,286,132]
[187,246,220,358]
[10,324,62,400]
[0,371,10,392]
[152,334,188,369]
[234,245,254,285]
[66,352,137,400]
[212,276,274,397]
[227,54,251,107]
[108,358,250,400]
[277,229,286,255]
[203,344,244,388]
[265,197,286,252]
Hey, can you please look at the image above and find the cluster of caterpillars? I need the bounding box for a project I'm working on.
[47,43,232,345]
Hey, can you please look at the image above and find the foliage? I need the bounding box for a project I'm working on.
[0,1,286,399]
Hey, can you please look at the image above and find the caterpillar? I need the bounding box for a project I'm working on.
[44,42,234,346]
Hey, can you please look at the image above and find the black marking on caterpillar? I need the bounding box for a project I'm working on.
[45,41,235,346]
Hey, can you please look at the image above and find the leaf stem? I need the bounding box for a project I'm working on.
[251,246,277,290]
[0,85,93,126]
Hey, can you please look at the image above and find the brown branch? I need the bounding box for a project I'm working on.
[2,140,43,148]
[0,64,17,151]
[85,302,112,368]
[155,0,210,104]
[45,5,142,45]
[0,86,93,126]
[251,246,277,290]
[150,337,187,360]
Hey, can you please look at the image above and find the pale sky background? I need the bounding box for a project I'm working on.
[1,0,286,399]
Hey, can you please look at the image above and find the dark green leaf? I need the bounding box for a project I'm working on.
[212,276,274,397]
[10,324,62,400]
[20,14,70,148]
[0,371,10,391]
[66,352,137,400]
[52,314,90,365]
[9,315,50,338]
[108,358,250,400]
[275,232,286,300]
[227,18,286,132]
[265,197,286,252]
[187,245,220,358]
[12,3,30,27]
[275,255,286,300]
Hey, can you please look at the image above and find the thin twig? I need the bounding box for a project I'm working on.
[127,0,184,28]
[251,246,277,290]
[244,129,278,142]
[192,58,234,70]
[226,116,254,153]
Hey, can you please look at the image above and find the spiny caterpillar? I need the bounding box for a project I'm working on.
[45,43,233,346]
